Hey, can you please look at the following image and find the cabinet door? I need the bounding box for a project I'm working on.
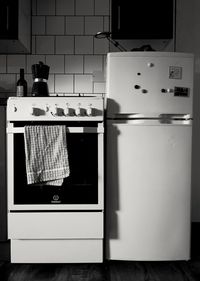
[111,0,174,39]
[0,0,18,39]
[0,106,7,241]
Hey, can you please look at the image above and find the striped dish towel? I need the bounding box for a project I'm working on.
[24,125,70,186]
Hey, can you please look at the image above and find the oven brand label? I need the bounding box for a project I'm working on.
[51,194,61,203]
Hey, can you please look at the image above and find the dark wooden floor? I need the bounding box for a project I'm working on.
[1,259,200,281]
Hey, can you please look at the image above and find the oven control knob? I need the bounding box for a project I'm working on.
[86,104,92,116]
[45,105,49,112]
[51,105,58,116]
[75,104,81,116]
[64,104,70,116]
[12,105,17,112]
[29,106,34,115]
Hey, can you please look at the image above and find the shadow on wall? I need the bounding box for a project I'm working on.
[191,68,200,221]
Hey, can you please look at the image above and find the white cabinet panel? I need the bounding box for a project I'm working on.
[11,239,103,263]
[8,212,103,239]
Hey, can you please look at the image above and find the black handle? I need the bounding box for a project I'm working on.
[117,5,121,30]
[6,5,9,31]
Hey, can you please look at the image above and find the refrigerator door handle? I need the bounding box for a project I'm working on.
[159,113,192,120]
[110,113,192,120]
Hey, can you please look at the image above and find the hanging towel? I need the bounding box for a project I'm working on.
[24,125,70,186]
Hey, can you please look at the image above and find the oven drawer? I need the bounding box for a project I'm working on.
[11,239,103,263]
[8,212,103,239]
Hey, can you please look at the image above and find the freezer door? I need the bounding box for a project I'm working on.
[106,121,192,260]
[106,52,194,117]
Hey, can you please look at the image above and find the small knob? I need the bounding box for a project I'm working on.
[161,88,167,93]
[12,105,17,113]
[51,105,58,115]
[29,106,34,115]
[167,88,174,93]
[75,104,81,116]
[141,89,148,94]
[134,85,140,89]
[45,105,49,112]
[86,104,92,116]
[147,62,154,67]
[64,104,70,116]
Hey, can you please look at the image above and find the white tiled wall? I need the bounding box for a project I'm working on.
[0,0,110,95]
[0,0,174,96]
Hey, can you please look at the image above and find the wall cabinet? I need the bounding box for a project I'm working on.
[111,0,174,40]
[0,0,31,53]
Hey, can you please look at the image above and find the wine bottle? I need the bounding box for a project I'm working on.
[16,69,27,97]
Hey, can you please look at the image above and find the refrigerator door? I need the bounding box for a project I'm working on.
[106,120,192,260]
[106,52,194,118]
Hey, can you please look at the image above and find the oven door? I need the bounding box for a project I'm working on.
[7,122,104,211]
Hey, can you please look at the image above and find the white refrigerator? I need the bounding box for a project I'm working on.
[106,52,194,261]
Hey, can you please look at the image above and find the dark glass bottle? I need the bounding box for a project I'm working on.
[16,68,27,97]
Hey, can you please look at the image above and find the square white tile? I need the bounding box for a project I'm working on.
[32,0,37,16]
[76,0,94,15]
[85,16,103,35]
[55,74,73,93]
[94,37,109,54]
[32,16,45,35]
[23,74,34,95]
[95,0,110,15]
[74,74,93,93]
[103,16,110,31]
[93,82,106,93]
[92,70,105,82]
[46,55,65,73]
[56,0,74,15]
[56,36,74,54]
[0,55,6,73]
[36,36,55,54]
[48,74,55,93]
[84,55,103,73]
[32,36,36,54]
[7,55,26,73]
[37,0,56,15]
[75,36,93,54]
[0,74,16,92]
[65,55,83,73]
[46,16,65,35]
[66,16,84,35]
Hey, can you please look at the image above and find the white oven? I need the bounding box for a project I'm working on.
[7,96,104,263]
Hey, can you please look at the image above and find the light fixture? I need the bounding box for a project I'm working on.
[94,32,127,52]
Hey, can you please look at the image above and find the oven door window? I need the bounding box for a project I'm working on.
[13,133,98,204]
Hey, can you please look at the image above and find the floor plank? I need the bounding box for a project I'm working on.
[0,263,107,281]
[0,260,200,281]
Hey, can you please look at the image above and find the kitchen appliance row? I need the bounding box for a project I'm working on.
[6,51,194,263]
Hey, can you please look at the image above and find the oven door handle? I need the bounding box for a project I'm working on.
[7,125,104,134]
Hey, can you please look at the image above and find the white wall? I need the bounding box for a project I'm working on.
[176,0,200,221]
[0,0,110,95]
